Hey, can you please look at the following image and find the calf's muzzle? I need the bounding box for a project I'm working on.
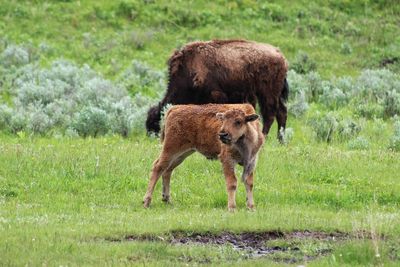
[218,132,231,144]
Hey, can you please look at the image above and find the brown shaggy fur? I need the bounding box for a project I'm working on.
[146,39,288,141]
[143,104,264,211]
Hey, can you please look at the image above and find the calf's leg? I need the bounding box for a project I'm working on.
[244,172,255,210]
[161,151,193,203]
[161,170,172,203]
[143,154,173,208]
[222,160,237,212]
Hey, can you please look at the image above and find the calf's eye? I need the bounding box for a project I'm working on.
[234,120,241,126]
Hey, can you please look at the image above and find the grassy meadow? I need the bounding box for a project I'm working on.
[1,0,400,266]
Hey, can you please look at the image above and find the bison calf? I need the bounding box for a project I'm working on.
[143,104,264,211]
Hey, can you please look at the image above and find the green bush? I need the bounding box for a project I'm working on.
[290,51,317,74]
[308,112,339,143]
[0,43,158,137]
[280,127,294,145]
[0,44,30,67]
[288,91,309,117]
[0,104,12,130]
[320,83,348,109]
[355,103,384,119]
[389,120,400,151]
[338,118,362,141]
[383,90,400,117]
[72,106,109,137]
[348,136,370,150]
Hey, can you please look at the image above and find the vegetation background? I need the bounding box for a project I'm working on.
[0,0,399,266]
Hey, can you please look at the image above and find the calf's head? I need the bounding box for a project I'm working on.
[216,109,259,145]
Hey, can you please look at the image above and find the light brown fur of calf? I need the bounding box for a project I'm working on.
[143,104,264,211]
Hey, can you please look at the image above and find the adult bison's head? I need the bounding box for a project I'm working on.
[145,104,162,135]
[216,109,259,145]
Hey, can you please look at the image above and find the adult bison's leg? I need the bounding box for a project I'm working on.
[257,92,278,136]
[276,98,288,143]
[161,150,194,203]
[244,171,255,210]
[143,153,173,208]
[221,158,237,212]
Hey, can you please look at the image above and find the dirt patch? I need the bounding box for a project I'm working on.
[105,230,351,262]
[168,230,347,261]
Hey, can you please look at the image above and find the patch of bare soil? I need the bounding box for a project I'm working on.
[105,230,351,263]
[167,230,347,260]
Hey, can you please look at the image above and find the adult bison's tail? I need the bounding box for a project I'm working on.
[281,77,289,102]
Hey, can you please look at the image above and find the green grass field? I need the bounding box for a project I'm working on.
[1,0,400,266]
[1,0,399,78]
[1,118,399,265]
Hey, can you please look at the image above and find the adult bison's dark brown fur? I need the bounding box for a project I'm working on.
[146,39,289,141]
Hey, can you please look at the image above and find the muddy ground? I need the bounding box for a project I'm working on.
[104,230,361,263]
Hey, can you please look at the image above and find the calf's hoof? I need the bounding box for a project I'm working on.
[247,205,255,212]
[228,205,236,212]
[143,197,152,208]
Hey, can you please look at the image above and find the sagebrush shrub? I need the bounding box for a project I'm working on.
[371,118,387,135]
[290,51,317,74]
[0,44,30,67]
[306,71,323,101]
[354,69,400,102]
[9,113,26,134]
[117,60,165,96]
[72,106,109,137]
[280,127,294,145]
[288,90,309,117]
[320,82,348,109]
[28,109,53,135]
[286,70,308,101]
[355,102,384,119]
[65,128,79,138]
[0,104,12,130]
[0,48,158,136]
[388,120,400,151]
[309,112,339,143]
[348,136,369,150]
[286,68,400,120]
[338,118,362,140]
[0,41,163,137]
[356,70,400,118]
[383,90,400,117]
[335,76,354,93]
[286,70,322,102]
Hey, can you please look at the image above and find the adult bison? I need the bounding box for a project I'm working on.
[146,39,289,141]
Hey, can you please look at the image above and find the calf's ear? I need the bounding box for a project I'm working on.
[216,113,225,120]
[245,114,259,122]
